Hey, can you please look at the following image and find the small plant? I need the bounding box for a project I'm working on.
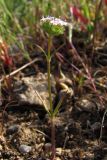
[40,16,69,160]
[0,38,13,68]
[0,37,13,92]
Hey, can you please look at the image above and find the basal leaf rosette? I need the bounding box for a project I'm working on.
[41,16,68,36]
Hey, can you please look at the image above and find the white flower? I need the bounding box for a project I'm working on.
[41,16,68,26]
[41,16,70,36]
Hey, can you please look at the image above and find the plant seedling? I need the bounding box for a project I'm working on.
[0,37,13,94]
[40,16,69,160]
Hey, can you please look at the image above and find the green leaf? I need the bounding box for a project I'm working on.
[35,44,47,58]
[87,24,94,32]
[42,21,65,36]
[53,96,64,117]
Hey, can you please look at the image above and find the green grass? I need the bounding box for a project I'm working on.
[0,0,105,55]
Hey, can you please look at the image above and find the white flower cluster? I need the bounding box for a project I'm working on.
[41,16,68,26]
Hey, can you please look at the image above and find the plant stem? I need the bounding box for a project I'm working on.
[51,117,56,160]
[47,36,56,159]
[47,36,53,115]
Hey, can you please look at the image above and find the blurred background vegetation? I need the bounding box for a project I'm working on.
[0,0,106,55]
[0,0,69,44]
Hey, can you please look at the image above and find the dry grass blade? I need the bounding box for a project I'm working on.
[34,89,50,114]
[0,57,41,83]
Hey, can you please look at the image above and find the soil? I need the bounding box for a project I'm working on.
[1,29,107,160]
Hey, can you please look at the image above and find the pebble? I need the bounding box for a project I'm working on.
[76,99,96,112]
[0,145,2,150]
[56,157,61,160]
[19,144,32,154]
[56,148,62,155]
[44,143,52,152]
[6,125,19,135]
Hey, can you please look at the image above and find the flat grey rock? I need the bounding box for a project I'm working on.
[15,72,56,109]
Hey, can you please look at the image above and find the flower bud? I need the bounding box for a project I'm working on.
[41,16,69,36]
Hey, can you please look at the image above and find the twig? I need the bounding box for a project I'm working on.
[92,0,103,53]
[34,89,50,114]
[0,57,41,83]
[99,108,107,142]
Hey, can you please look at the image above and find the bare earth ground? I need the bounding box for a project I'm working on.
[1,29,107,160]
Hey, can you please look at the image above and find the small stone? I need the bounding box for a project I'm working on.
[0,145,2,150]
[56,148,62,155]
[19,144,32,154]
[56,157,61,160]
[44,143,52,152]
[7,125,19,135]
[76,98,96,112]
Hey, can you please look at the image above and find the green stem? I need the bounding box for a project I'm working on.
[51,117,56,160]
[47,36,53,116]
[47,36,56,159]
